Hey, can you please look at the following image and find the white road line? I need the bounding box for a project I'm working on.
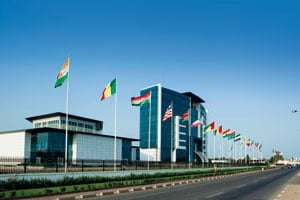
[236,184,246,189]
[207,192,224,198]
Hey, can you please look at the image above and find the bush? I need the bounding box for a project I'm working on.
[60,186,66,192]
[45,189,52,194]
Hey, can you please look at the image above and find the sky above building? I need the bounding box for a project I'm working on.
[0,0,300,159]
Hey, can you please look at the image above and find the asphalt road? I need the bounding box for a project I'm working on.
[87,167,299,200]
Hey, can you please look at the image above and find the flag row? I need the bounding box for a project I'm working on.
[55,58,262,152]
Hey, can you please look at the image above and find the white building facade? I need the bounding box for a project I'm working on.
[0,112,138,164]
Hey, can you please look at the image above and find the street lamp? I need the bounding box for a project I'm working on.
[292,109,300,164]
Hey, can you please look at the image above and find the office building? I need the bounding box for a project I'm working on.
[139,84,208,163]
[0,112,138,164]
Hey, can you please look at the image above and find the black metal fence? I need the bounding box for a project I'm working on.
[0,157,263,174]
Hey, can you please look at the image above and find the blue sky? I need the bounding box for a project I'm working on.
[0,0,300,159]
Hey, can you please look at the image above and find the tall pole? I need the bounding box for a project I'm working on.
[245,143,247,165]
[114,83,118,171]
[221,137,224,167]
[147,91,152,170]
[64,57,70,174]
[213,132,216,163]
[188,98,191,168]
[171,101,174,169]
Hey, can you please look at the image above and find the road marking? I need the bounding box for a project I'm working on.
[236,184,246,189]
[207,192,224,198]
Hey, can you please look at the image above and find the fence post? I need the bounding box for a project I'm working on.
[102,160,105,171]
[23,158,27,174]
[81,160,84,172]
[56,158,58,172]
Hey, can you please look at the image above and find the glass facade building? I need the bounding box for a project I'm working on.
[139,84,208,163]
[0,112,139,164]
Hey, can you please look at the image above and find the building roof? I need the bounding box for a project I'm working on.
[26,112,103,124]
[25,127,139,141]
[0,129,27,134]
[182,92,205,103]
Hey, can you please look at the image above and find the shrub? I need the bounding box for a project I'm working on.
[45,189,52,194]
[60,186,66,192]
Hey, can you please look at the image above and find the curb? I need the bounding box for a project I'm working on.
[49,174,235,200]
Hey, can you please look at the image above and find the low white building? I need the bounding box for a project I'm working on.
[0,112,139,164]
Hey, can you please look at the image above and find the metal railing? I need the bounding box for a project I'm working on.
[0,157,263,174]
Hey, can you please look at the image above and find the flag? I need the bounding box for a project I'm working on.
[101,78,117,100]
[234,137,241,142]
[54,58,70,88]
[233,134,241,142]
[191,119,202,127]
[242,136,247,144]
[131,92,151,106]
[222,129,231,135]
[214,125,223,135]
[181,111,189,122]
[204,121,215,132]
[246,138,251,146]
[162,104,173,121]
[222,129,231,138]
[228,131,236,140]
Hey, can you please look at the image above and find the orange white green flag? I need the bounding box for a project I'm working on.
[101,78,117,100]
[54,58,70,88]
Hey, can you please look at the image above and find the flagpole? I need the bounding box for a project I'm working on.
[114,81,118,171]
[234,140,236,165]
[231,140,233,165]
[64,57,70,174]
[170,101,173,169]
[213,132,216,163]
[188,107,192,168]
[221,136,223,168]
[147,91,152,170]
[245,142,247,165]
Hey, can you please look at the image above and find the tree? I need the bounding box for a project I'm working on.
[269,154,284,164]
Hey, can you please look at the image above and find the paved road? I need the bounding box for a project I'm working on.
[85,167,299,200]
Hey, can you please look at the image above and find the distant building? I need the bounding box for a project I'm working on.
[138,84,208,163]
[0,112,139,164]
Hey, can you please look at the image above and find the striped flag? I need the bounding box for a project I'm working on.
[181,111,189,122]
[54,58,70,88]
[204,121,215,132]
[191,119,202,127]
[162,104,173,121]
[214,125,223,135]
[101,78,117,100]
[131,92,151,106]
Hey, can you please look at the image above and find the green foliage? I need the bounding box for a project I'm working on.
[59,186,66,192]
[269,154,284,164]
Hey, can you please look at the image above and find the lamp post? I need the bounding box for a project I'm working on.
[292,109,299,165]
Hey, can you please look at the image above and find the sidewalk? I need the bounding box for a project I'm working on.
[274,170,300,200]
